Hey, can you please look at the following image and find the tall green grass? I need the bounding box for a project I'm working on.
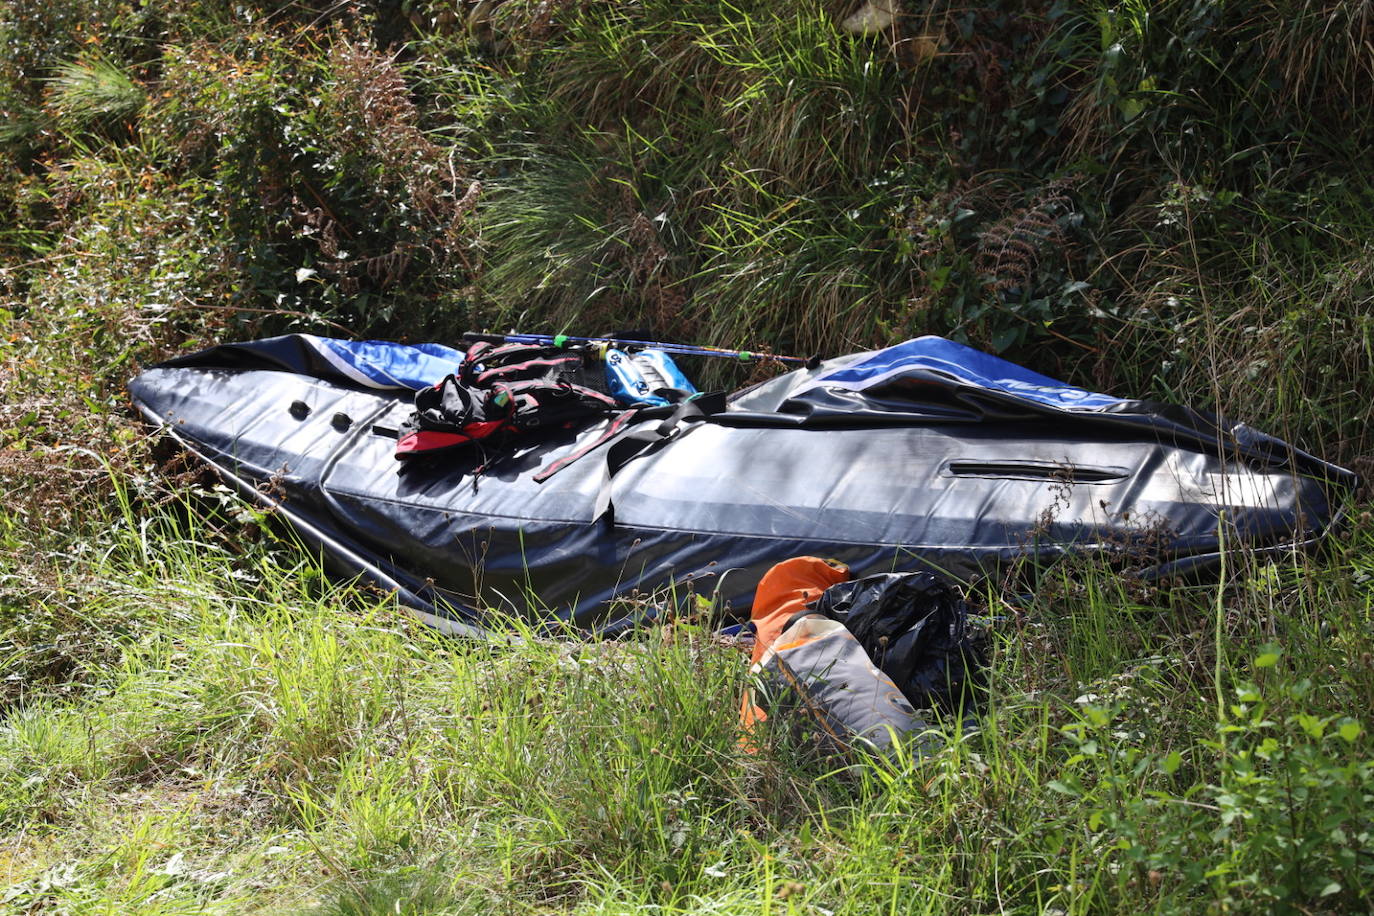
[3,496,1372,912]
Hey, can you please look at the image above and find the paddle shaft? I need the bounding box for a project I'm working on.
[462,332,812,366]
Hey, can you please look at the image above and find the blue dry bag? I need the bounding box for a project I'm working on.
[604,349,697,406]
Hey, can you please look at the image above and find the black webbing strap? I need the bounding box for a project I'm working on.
[531,390,728,488]
[532,408,643,482]
[592,391,728,521]
[603,393,721,475]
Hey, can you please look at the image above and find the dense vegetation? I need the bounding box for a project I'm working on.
[1,0,1371,912]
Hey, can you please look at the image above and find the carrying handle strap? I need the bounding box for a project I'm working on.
[591,391,728,522]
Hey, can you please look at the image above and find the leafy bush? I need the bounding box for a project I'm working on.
[1052,651,1374,912]
[145,26,480,334]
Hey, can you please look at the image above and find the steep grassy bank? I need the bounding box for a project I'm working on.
[4,0,1371,456]
[2,0,1373,912]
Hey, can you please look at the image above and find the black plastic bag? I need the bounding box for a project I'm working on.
[811,572,986,714]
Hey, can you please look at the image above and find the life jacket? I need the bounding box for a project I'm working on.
[395,342,620,459]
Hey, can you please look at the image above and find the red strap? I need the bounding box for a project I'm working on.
[475,355,584,385]
[490,378,620,410]
[532,409,642,482]
[394,420,508,459]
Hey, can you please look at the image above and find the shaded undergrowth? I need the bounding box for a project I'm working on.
[3,0,1372,459]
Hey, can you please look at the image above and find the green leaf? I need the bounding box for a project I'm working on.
[1253,651,1280,669]
[1160,750,1182,775]
[1116,95,1144,121]
[1338,719,1362,743]
[1295,714,1328,739]
[1320,881,1342,897]
[990,327,1020,353]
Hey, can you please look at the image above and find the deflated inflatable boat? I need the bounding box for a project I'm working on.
[129,334,1356,636]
